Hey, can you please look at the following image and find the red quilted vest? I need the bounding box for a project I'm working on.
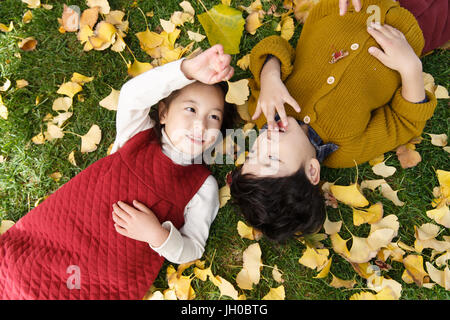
[0,128,211,299]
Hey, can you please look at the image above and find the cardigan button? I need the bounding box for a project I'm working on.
[303,115,311,124]
[327,76,335,84]
[351,43,359,50]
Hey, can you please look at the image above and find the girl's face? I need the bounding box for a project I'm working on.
[160,81,225,157]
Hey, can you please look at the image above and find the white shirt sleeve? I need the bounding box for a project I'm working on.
[150,175,220,264]
[110,58,196,154]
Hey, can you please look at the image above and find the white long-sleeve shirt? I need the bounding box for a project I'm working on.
[110,58,220,264]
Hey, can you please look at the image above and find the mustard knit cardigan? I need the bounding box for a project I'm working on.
[247,0,437,168]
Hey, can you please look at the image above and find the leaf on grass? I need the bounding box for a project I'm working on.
[198,4,245,54]
[323,215,342,235]
[262,285,285,300]
[219,184,231,208]
[57,81,83,99]
[329,274,356,289]
[426,206,450,228]
[402,254,428,287]
[18,37,37,51]
[396,143,421,168]
[99,88,120,111]
[298,245,329,270]
[330,183,369,208]
[236,243,262,290]
[52,97,73,112]
[426,262,450,290]
[81,124,102,153]
[428,133,448,147]
[0,220,15,235]
[237,220,262,240]
[372,161,396,178]
[352,202,383,226]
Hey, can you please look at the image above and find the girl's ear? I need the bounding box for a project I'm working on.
[158,101,167,125]
[305,158,321,185]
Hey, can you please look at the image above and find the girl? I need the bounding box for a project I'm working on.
[0,44,236,299]
[230,0,445,242]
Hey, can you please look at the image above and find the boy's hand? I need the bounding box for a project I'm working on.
[367,22,422,76]
[339,0,362,15]
[112,200,169,247]
[253,56,300,131]
[181,44,234,84]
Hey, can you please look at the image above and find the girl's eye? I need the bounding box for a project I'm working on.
[185,106,195,112]
[210,114,221,121]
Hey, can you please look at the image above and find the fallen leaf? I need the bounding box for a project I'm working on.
[245,11,262,35]
[0,220,15,235]
[262,285,285,300]
[425,263,450,290]
[99,88,120,111]
[428,133,448,147]
[81,124,102,153]
[329,274,356,289]
[187,30,206,42]
[272,265,284,283]
[402,254,428,286]
[226,79,249,105]
[323,215,342,235]
[396,144,421,168]
[71,72,94,85]
[57,81,83,99]
[349,287,397,300]
[127,59,153,77]
[219,184,231,208]
[18,37,37,51]
[298,245,329,270]
[0,21,14,32]
[86,0,110,14]
[236,243,262,290]
[366,275,402,299]
[62,4,79,32]
[372,161,396,178]
[237,220,262,240]
[426,206,450,228]
[352,202,383,226]
[330,183,369,208]
[52,97,73,112]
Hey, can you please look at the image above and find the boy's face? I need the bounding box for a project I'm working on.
[160,81,224,156]
[241,116,316,177]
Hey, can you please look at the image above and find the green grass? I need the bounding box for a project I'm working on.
[0,0,449,300]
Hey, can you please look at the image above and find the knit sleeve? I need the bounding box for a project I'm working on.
[249,35,296,88]
[324,88,437,168]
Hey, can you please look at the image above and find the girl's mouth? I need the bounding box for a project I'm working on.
[187,135,205,145]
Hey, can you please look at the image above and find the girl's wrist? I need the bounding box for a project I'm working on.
[180,59,195,80]
[398,58,422,79]
[148,225,170,248]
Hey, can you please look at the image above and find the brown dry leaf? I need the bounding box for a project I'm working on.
[428,133,448,147]
[353,202,383,226]
[329,183,369,208]
[262,285,285,300]
[402,254,428,286]
[18,37,37,51]
[226,79,249,105]
[80,7,99,29]
[396,144,421,168]
[81,124,102,153]
[236,243,263,290]
[329,274,356,289]
[99,88,120,111]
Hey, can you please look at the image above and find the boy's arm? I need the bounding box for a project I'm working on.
[150,176,219,264]
[110,58,195,154]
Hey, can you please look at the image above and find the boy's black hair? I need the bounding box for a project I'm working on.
[149,81,237,144]
[230,165,326,243]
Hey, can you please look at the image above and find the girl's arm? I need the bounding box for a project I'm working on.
[150,176,219,264]
[110,59,196,154]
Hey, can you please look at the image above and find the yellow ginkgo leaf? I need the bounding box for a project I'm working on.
[415,223,440,241]
[262,285,285,300]
[237,220,262,240]
[68,150,77,166]
[314,257,332,279]
[81,124,102,153]
[349,287,397,300]
[428,133,448,147]
[99,88,120,111]
[52,112,73,127]
[348,235,376,264]
[237,54,250,70]
[89,21,117,50]
[396,144,421,169]
[187,30,206,42]
[160,18,176,33]
[272,265,284,283]
[86,0,110,14]
[219,184,231,208]
[279,15,294,40]
[298,245,329,270]
[329,274,356,289]
[426,262,450,290]
[45,123,65,141]
[236,243,262,290]
[32,132,45,144]
[71,72,94,85]
[368,275,403,299]
[426,206,450,228]
[330,233,350,259]
[330,183,369,208]
[214,276,239,300]
[57,81,83,99]
[22,0,41,9]
[434,85,449,99]
[402,254,428,287]
[16,79,29,88]
[0,220,15,235]
[22,10,33,24]
[0,79,11,92]
[226,79,249,105]
[352,202,383,226]
[127,59,153,78]
[0,94,8,120]
[18,37,37,51]
[323,215,342,235]
[0,21,14,32]
[245,11,262,35]
[52,97,73,112]
[49,171,62,182]
[372,161,396,178]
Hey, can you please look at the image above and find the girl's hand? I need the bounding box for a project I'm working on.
[339,0,362,15]
[112,200,169,247]
[181,44,234,84]
[367,22,422,76]
[252,57,301,131]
